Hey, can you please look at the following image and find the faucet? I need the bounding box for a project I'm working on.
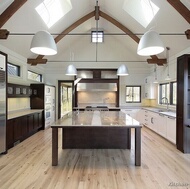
[161,97,169,111]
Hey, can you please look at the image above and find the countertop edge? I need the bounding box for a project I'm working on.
[8,109,44,120]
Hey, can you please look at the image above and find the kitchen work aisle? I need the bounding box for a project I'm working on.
[0,126,189,189]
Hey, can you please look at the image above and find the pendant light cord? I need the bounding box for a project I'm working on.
[95,0,98,62]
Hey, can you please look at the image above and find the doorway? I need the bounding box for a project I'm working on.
[58,81,74,118]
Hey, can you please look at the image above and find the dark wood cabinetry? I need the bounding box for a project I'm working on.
[177,54,190,153]
[6,112,43,150]
[7,83,31,97]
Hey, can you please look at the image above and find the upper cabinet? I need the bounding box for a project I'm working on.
[144,76,155,99]
[7,83,32,98]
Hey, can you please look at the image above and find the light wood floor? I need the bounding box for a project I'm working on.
[0,126,190,189]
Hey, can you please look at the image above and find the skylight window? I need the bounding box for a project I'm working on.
[91,31,104,43]
[122,0,159,28]
[35,0,72,28]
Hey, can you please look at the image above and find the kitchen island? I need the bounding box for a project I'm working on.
[51,111,142,166]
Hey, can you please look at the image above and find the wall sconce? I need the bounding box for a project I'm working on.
[30,30,57,55]
[117,64,129,76]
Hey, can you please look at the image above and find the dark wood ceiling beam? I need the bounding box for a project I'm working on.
[167,0,190,24]
[27,58,47,66]
[185,29,190,39]
[147,58,167,65]
[99,10,159,62]
[0,0,27,28]
[30,9,161,65]
[0,29,9,39]
[34,11,95,61]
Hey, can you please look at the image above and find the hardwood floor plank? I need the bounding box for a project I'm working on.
[0,126,190,189]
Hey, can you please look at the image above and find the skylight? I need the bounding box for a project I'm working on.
[35,0,72,28]
[122,0,159,28]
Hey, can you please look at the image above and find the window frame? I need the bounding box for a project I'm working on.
[27,70,43,82]
[91,31,104,43]
[159,81,177,106]
[125,85,141,103]
[7,62,21,77]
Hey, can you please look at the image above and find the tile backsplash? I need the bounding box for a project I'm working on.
[77,91,116,107]
[8,98,30,112]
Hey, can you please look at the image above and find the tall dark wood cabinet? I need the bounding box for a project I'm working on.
[177,54,190,153]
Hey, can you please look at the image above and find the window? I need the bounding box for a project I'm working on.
[8,63,20,77]
[28,71,42,82]
[126,86,141,103]
[91,31,104,43]
[171,82,177,105]
[159,82,177,105]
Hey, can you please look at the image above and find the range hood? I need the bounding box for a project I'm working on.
[77,83,117,91]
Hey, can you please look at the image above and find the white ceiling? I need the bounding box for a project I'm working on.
[0,0,189,66]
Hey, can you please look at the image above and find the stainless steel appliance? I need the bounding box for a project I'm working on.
[0,52,7,154]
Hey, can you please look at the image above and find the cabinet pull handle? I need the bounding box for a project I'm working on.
[168,116,176,120]
[159,113,165,117]
[151,117,154,124]
[0,67,3,70]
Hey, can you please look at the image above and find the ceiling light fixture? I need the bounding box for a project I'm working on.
[137,30,165,56]
[137,0,164,56]
[117,64,129,76]
[30,30,57,55]
[65,64,77,76]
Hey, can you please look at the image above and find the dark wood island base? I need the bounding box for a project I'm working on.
[51,111,142,166]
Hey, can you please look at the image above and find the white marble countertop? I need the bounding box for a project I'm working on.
[141,107,176,117]
[8,109,43,120]
[52,111,141,128]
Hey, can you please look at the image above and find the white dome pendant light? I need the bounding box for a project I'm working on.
[65,64,77,76]
[117,64,129,76]
[137,30,165,56]
[30,30,57,55]
[137,0,164,56]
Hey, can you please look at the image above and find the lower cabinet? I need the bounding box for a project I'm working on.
[142,109,176,144]
[166,116,176,144]
[157,114,167,138]
[6,112,43,149]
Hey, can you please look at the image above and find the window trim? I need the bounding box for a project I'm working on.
[159,81,177,106]
[125,85,141,103]
[7,62,21,77]
[91,31,104,43]
[27,70,43,82]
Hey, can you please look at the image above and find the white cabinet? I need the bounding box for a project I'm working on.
[0,54,6,71]
[144,76,155,99]
[166,116,176,144]
[139,108,176,144]
[148,111,158,132]
[144,83,155,99]
[157,113,167,138]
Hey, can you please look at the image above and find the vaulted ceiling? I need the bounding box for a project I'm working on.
[0,0,189,67]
